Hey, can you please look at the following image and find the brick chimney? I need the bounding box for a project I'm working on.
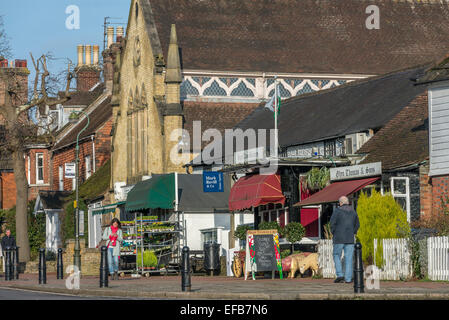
[0,57,30,106]
[75,45,101,92]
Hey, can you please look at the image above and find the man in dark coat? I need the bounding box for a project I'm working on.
[330,196,360,284]
[1,229,16,273]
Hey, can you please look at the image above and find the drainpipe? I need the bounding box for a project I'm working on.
[91,135,96,173]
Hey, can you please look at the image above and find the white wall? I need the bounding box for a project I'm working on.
[183,212,254,256]
[429,85,449,176]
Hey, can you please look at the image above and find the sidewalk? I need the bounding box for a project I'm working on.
[1,273,449,300]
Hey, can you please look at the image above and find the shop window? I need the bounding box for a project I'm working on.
[324,139,336,157]
[36,153,44,184]
[390,177,410,222]
[270,211,277,223]
[201,228,218,249]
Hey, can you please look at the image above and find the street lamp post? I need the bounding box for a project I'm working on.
[69,111,90,272]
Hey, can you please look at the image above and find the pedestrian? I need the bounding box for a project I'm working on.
[102,218,123,280]
[1,229,16,274]
[330,196,360,284]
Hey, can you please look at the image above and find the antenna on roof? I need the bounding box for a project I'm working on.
[103,17,126,52]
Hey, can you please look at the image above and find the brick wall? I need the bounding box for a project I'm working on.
[76,67,101,92]
[26,148,52,201]
[419,164,449,218]
[0,171,17,209]
[51,118,112,191]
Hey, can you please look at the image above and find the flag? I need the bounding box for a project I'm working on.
[264,83,281,117]
[264,92,276,112]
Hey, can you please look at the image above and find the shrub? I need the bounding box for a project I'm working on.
[356,189,410,267]
[258,221,284,237]
[0,200,45,258]
[137,250,158,268]
[284,222,305,244]
[302,167,330,192]
[234,224,252,241]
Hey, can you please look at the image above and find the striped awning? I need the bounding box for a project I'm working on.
[91,201,126,215]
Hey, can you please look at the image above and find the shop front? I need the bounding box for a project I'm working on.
[228,172,286,233]
[294,162,382,235]
[122,173,231,276]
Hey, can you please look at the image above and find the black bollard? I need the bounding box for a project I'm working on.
[12,246,19,280]
[181,246,191,292]
[57,248,64,280]
[353,242,364,293]
[38,248,46,285]
[99,246,108,288]
[4,247,11,281]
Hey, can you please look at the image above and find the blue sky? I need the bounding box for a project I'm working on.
[2,0,130,90]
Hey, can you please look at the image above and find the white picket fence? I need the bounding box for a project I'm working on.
[317,240,337,278]
[317,238,412,280]
[373,238,411,280]
[428,236,449,281]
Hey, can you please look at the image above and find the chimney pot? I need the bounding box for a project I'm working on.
[116,27,124,42]
[77,45,84,66]
[85,45,92,65]
[93,45,100,65]
[107,27,114,48]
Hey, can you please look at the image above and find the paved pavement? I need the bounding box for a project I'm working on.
[0,287,127,300]
[0,273,449,300]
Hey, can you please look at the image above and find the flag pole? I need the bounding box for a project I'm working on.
[274,76,279,161]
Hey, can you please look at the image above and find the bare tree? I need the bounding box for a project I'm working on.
[0,20,73,261]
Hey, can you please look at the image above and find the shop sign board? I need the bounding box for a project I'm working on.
[203,171,224,192]
[330,162,382,181]
[244,230,283,280]
[65,163,76,179]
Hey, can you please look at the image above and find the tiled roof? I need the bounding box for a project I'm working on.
[357,94,429,170]
[149,0,449,74]
[183,101,259,151]
[236,64,429,149]
[38,191,71,210]
[416,55,449,85]
[58,83,105,106]
[53,96,112,150]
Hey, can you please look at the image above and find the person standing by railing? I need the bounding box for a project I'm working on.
[102,218,123,280]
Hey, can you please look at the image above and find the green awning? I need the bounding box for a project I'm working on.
[125,173,176,212]
[91,201,126,216]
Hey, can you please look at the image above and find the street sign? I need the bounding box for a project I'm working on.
[330,162,382,181]
[203,171,224,192]
[65,163,76,179]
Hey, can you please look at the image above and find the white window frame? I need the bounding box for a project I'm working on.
[35,153,44,185]
[85,155,92,179]
[259,204,288,227]
[27,156,30,184]
[390,177,411,222]
[58,166,64,191]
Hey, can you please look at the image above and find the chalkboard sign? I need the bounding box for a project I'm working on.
[244,230,283,280]
[253,234,277,271]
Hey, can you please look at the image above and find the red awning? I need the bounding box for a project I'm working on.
[293,177,380,207]
[229,174,285,211]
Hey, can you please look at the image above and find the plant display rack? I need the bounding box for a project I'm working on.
[118,215,139,274]
[136,212,184,276]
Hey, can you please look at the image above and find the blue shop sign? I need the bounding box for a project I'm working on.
[203,171,224,193]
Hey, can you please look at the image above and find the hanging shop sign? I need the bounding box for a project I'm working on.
[244,229,283,280]
[203,171,224,193]
[330,162,382,181]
